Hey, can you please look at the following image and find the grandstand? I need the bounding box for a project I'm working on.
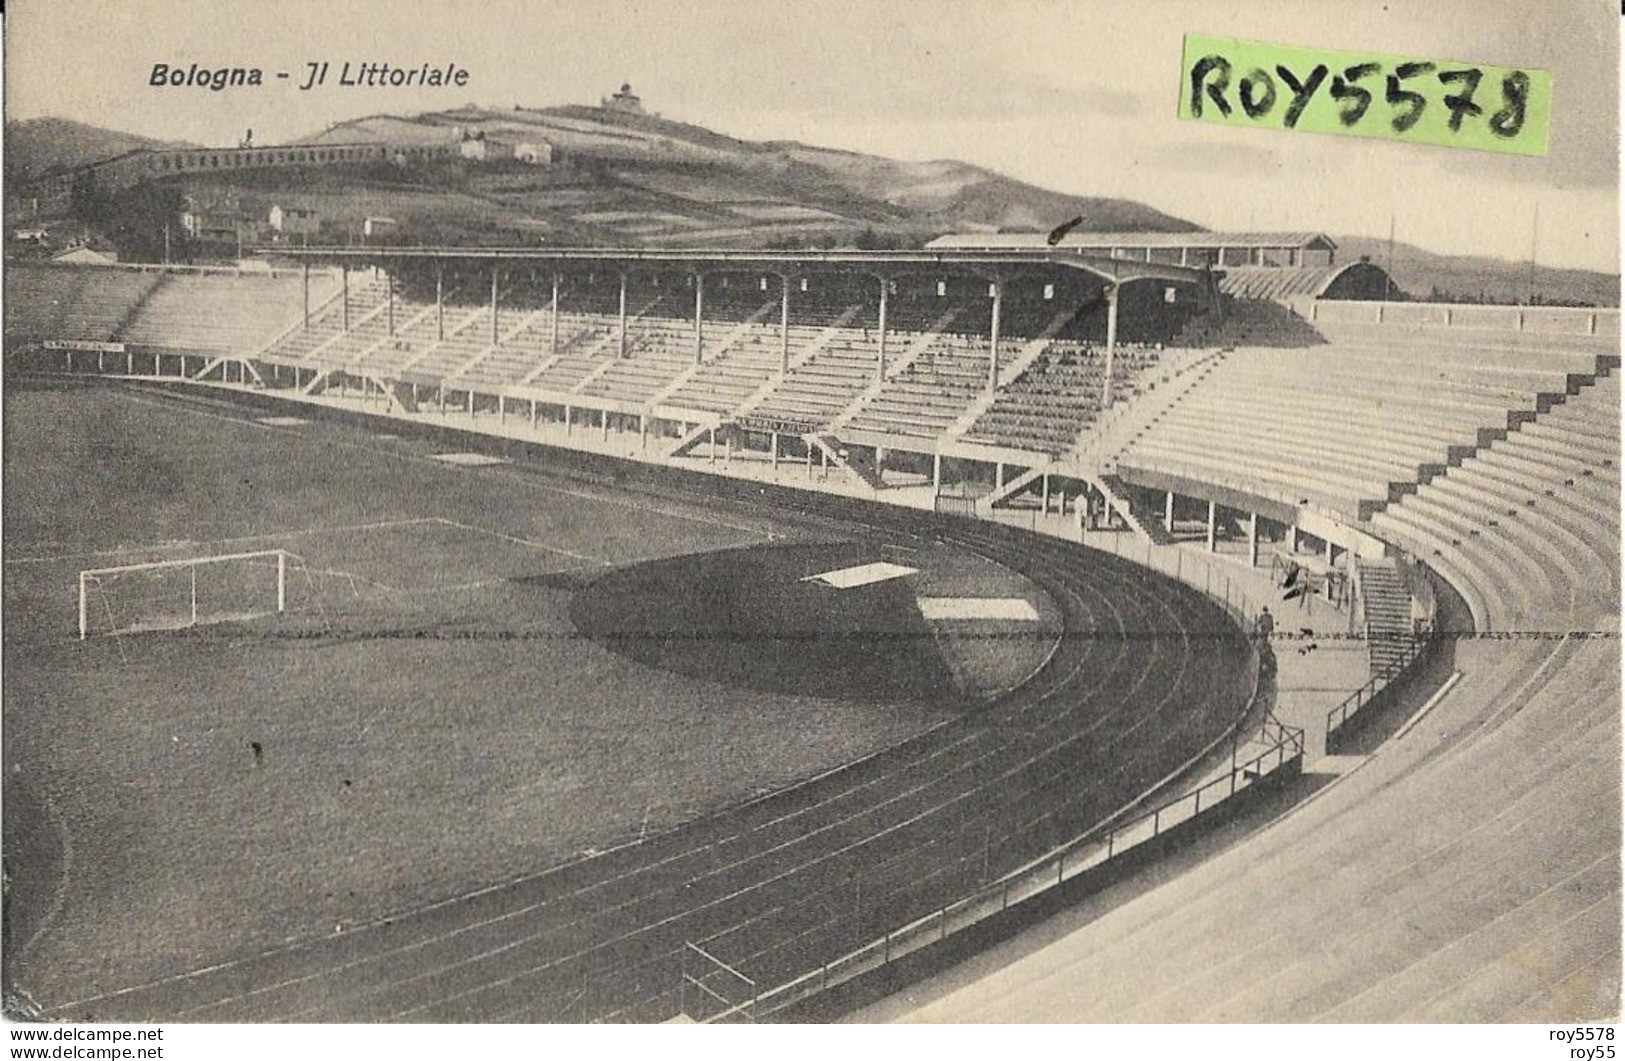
[3,239,1618,1024]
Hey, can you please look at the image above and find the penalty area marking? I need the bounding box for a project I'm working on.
[800,561,919,589]
[917,597,1040,621]
[257,416,310,427]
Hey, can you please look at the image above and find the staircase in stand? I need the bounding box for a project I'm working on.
[1359,559,1415,677]
[1097,474,1175,545]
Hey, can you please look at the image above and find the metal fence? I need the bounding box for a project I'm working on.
[1324,635,1431,747]
[734,717,1304,1022]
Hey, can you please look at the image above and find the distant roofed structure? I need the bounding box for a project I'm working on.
[928,230,1337,269]
[603,82,645,115]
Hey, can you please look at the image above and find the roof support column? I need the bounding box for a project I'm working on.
[1207,499,1218,552]
[1165,489,1175,534]
[386,270,395,335]
[617,271,628,358]
[491,267,500,345]
[876,277,889,382]
[549,272,560,359]
[780,274,792,375]
[341,266,349,332]
[693,272,705,365]
[1101,283,1119,410]
[301,262,310,330]
[1248,511,1260,568]
[435,264,445,341]
[987,279,1003,392]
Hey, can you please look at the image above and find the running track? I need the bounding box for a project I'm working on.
[43,472,1254,1023]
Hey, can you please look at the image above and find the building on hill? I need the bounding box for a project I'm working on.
[268,204,319,239]
[603,82,645,114]
[363,216,398,241]
[513,141,554,165]
[458,136,514,162]
[181,206,245,244]
[19,140,462,217]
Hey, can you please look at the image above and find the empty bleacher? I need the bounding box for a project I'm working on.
[661,329,785,416]
[581,316,696,405]
[6,265,165,345]
[962,341,1163,454]
[841,335,988,438]
[257,275,391,367]
[1368,373,1620,631]
[117,273,314,353]
[1114,342,1601,521]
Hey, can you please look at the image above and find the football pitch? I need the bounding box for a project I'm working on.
[4,380,1058,1009]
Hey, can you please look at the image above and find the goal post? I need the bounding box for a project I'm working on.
[78,548,290,640]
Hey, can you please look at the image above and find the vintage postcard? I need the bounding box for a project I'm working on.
[2,0,1618,1052]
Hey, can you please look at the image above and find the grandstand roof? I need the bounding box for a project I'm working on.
[1217,263,1384,300]
[258,244,1219,288]
[927,231,1337,252]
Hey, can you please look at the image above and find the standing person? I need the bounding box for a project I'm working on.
[1255,606,1275,643]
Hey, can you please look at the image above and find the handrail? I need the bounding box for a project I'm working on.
[1324,633,1430,741]
[742,716,1304,1022]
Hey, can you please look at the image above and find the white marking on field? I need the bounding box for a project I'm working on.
[800,561,918,589]
[432,452,509,467]
[5,518,443,566]
[429,516,609,566]
[918,597,1040,621]
[257,416,309,427]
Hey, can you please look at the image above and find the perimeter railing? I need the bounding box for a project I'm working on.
[1324,633,1432,750]
[690,518,1310,1023]
[727,714,1303,1023]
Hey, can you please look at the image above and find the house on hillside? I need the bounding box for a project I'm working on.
[513,141,554,165]
[458,134,514,162]
[363,216,398,241]
[268,204,320,239]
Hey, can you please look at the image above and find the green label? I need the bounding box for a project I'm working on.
[1179,34,1550,156]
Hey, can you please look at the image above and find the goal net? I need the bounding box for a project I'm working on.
[78,549,289,640]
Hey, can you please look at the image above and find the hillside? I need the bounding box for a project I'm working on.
[1336,235,1620,308]
[4,117,195,182]
[275,104,1195,246]
[7,107,1617,307]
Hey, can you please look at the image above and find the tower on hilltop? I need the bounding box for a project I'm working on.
[603,82,644,114]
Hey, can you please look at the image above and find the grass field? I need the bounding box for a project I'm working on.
[3,380,1058,1009]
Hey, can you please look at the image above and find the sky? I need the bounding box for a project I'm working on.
[5,0,1619,272]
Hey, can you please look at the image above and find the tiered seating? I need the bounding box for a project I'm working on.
[391,305,498,382]
[1114,344,1593,520]
[750,328,878,426]
[257,277,390,366]
[5,265,163,344]
[118,273,310,353]
[1368,374,1620,631]
[581,317,695,405]
[455,310,565,389]
[661,332,783,415]
[525,314,617,393]
[842,337,988,438]
[962,342,1162,453]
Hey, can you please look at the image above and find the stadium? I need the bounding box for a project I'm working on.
[2,223,1619,1024]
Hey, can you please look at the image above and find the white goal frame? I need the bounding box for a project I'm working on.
[78,548,289,640]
